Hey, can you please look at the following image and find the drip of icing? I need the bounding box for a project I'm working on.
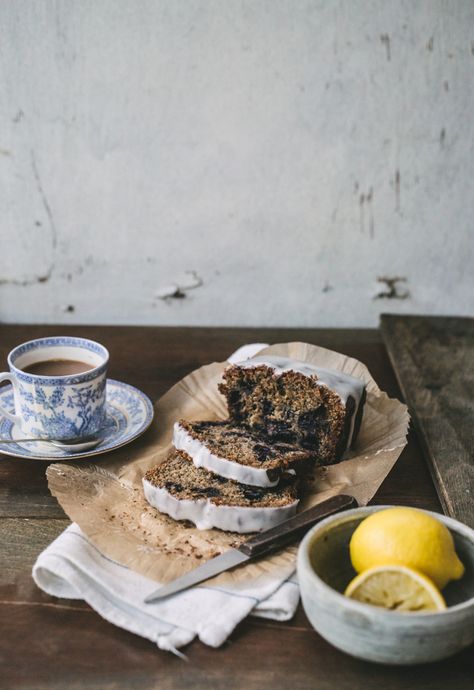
[172,422,279,488]
[142,478,298,533]
[233,355,366,450]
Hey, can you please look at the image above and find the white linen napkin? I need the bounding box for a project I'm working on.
[32,343,300,654]
[33,523,299,654]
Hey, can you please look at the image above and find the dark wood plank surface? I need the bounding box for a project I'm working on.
[0,324,471,690]
[381,314,474,529]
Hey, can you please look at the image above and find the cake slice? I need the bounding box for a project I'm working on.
[218,355,366,465]
[173,419,315,488]
[143,449,299,533]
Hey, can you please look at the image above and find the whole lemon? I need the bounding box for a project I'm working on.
[349,507,464,589]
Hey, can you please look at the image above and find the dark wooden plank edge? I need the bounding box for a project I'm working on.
[380,314,474,528]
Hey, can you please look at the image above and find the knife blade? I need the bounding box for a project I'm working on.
[144,493,357,603]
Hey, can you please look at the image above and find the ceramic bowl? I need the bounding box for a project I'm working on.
[297,505,474,665]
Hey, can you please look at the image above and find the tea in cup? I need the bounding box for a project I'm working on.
[0,336,109,439]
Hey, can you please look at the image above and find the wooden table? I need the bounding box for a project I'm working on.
[1,325,472,690]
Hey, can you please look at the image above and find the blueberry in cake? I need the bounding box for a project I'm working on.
[173,419,314,488]
[143,449,299,533]
[218,356,366,465]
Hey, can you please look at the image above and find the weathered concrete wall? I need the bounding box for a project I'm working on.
[1,1,473,327]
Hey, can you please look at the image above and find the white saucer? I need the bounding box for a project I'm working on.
[0,379,154,461]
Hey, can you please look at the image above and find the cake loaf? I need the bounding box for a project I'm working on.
[218,355,366,465]
[173,419,314,488]
[142,449,299,533]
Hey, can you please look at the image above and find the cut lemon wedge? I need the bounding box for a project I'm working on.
[344,565,446,612]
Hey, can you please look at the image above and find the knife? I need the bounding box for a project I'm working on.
[144,493,357,603]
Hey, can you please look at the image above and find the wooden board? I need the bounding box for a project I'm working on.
[381,314,474,529]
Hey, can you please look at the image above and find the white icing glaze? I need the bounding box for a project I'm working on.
[233,355,366,449]
[172,422,279,488]
[236,356,364,405]
[142,477,299,533]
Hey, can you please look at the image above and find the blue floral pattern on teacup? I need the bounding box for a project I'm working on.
[0,379,154,460]
[4,336,109,439]
[18,378,106,438]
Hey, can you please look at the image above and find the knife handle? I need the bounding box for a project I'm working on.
[238,494,358,558]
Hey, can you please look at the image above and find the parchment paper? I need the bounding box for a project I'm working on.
[47,342,410,585]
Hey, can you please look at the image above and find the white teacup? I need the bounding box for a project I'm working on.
[0,336,109,440]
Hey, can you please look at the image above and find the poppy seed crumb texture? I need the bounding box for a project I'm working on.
[143,450,299,533]
[143,356,366,532]
[219,357,366,464]
[174,419,314,487]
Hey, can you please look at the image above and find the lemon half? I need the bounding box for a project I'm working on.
[345,565,446,612]
[349,507,464,589]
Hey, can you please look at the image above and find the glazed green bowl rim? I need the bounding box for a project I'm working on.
[298,505,474,622]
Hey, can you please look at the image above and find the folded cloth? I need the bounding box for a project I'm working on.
[32,342,301,653]
[33,523,299,654]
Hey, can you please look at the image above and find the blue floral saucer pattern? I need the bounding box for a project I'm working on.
[0,379,154,460]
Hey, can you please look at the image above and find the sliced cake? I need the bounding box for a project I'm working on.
[142,449,299,533]
[218,355,366,465]
[173,419,314,488]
